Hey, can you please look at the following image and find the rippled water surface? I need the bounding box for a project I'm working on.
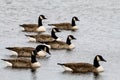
[0,0,120,80]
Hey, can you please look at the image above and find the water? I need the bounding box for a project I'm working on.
[0,0,120,80]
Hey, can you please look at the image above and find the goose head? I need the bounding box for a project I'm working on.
[72,16,79,21]
[93,55,106,72]
[39,15,47,20]
[66,35,76,48]
[51,28,61,41]
[35,45,51,57]
[68,35,76,40]
[43,46,51,55]
[71,16,79,27]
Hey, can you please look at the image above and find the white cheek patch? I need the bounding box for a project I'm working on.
[97,66,104,72]
[37,26,46,32]
[74,18,76,21]
[69,44,75,49]
[37,51,46,57]
[97,56,100,61]
[72,26,78,30]
[69,36,72,40]
[53,29,56,32]
[40,16,43,20]
[32,62,41,68]
[62,66,73,71]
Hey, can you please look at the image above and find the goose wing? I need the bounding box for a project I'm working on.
[36,34,54,42]
[14,47,34,57]
[6,47,34,57]
[20,24,38,28]
[20,24,38,32]
[2,58,31,68]
[49,23,72,30]
[6,47,34,52]
[61,63,96,73]
[46,41,69,49]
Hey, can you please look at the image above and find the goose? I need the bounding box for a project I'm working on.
[1,50,41,68]
[6,45,51,57]
[25,28,61,42]
[48,16,79,30]
[20,15,47,32]
[45,35,76,50]
[57,55,106,73]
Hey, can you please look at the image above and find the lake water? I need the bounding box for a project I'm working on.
[0,0,120,80]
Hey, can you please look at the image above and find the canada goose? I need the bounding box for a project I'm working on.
[25,28,61,42]
[45,35,76,49]
[1,50,41,68]
[20,15,47,32]
[48,16,79,30]
[57,55,106,73]
[6,45,51,57]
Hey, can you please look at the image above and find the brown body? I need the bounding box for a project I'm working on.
[58,63,98,73]
[46,41,69,49]
[20,24,40,32]
[6,47,34,57]
[27,34,55,42]
[49,23,74,30]
[2,58,32,68]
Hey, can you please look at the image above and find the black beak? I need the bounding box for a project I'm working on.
[102,58,106,62]
[44,17,47,19]
[48,52,51,55]
[73,37,76,40]
[76,19,80,21]
[57,30,61,32]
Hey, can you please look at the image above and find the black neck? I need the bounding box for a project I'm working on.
[71,18,76,26]
[38,17,42,27]
[66,37,71,45]
[51,30,58,39]
[93,57,100,68]
[31,54,37,63]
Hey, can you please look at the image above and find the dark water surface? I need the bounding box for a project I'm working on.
[0,0,120,80]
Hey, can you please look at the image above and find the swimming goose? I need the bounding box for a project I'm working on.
[45,35,76,50]
[1,50,41,68]
[48,16,79,30]
[6,45,51,57]
[25,28,61,42]
[57,55,106,73]
[20,15,47,32]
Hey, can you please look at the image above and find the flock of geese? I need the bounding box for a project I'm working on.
[1,15,106,74]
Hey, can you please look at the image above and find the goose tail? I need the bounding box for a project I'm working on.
[57,63,64,66]
[6,47,13,50]
[19,24,24,27]
[1,59,9,62]
[25,35,34,38]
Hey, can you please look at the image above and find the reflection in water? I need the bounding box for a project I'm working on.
[93,73,104,80]
[31,68,37,80]
[62,70,102,80]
